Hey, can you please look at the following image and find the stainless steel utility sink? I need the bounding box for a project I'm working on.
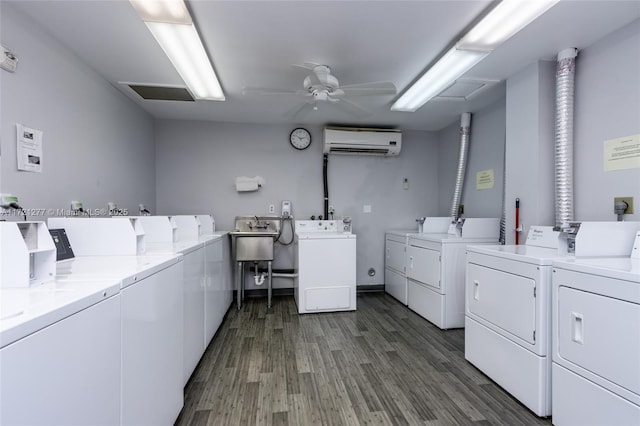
[230,215,281,261]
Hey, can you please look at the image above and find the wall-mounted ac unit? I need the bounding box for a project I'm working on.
[323,127,402,156]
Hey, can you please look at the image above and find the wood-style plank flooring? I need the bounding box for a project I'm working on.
[176,293,551,426]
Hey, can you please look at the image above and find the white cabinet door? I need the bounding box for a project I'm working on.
[182,246,205,384]
[557,286,640,396]
[406,245,441,290]
[385,267,407,305]
[385,239,406,274]
[1,295,121,426]
[121,262,184,426]
[466,263,537,345]
[204,238,224,346]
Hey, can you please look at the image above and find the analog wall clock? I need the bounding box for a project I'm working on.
[289,128,311,150]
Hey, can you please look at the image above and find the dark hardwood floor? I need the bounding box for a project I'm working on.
[176,293,551,426]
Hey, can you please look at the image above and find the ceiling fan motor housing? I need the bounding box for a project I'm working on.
[304,65,339,92]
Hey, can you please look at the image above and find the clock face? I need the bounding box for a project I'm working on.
[290,128,311,150]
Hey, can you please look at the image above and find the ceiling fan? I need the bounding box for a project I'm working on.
[243,62,397,118]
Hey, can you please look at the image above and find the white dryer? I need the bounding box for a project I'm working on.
[465,226,569,417]
[294,219,356,314]
[466,221,640,419]
[406,217,500,329]
[551,231,640,426]
[384,230,413,305]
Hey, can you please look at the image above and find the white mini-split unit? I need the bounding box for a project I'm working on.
[323,127,402,156]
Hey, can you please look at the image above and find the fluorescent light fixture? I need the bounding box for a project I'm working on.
[130,0,191,24]
[146,22,224,100]
[391,48,487,112]
[130,0,225,101]
[392,0,559,112]
[458,0,560,51]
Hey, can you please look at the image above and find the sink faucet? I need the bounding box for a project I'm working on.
[254,215,268,229]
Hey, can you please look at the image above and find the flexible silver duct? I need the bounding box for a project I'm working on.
[554,48,578,228]
[499,133,506,245]
[450,113,471,221]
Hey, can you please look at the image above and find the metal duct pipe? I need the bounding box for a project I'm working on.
[499,134,506,245]
[450,112,472,221]
[554,48,578,228]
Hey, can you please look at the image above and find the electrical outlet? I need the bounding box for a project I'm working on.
[268,204,275,214]
[614,197,634,214]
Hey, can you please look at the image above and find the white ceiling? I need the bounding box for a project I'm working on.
[7,0,640,131]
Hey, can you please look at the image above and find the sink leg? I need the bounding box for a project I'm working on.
[241,262,245,302]
[267,261,272,309]
[236,261,242,310]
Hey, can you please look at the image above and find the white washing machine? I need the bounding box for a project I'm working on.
[294,219,356,314]
[1,279,122,426]
[465,226,570,417]
[551,231,640,426]
[54,254,184,426]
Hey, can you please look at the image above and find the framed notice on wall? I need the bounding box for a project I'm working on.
[604,134,640,171]
[476,169,494,190]
[16,123,43,173]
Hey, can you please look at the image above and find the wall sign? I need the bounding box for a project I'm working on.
[16,123,43,173]
[604,134,640,172]
[476,169,494,190]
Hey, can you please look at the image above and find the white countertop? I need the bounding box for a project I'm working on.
[386,229,418,237]
[145,240,205,255]
[1,279,120,348]
[409,232,499,244]
[467,244,572,266]
[552,257,640,283]
[55,254,181,288]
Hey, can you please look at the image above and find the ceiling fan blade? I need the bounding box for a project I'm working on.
[291,63,323,87]
[285,99,315,119]
[338,81,397,96]
[243,87,308,96]
[334,98,372,118]
[292,62,321,72]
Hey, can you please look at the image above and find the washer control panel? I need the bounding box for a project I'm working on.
[295,219,353,234]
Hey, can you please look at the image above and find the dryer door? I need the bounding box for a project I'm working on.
[467,262,537,346]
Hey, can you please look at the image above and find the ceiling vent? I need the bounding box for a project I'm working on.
[434,78,500,101]
[126,84,195,102]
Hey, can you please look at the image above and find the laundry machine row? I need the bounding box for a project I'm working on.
[465,221,640,420]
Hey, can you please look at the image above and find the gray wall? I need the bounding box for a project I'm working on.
[155,121,439,287]
[0,4,156,218]
[504,60,556,244]
[437,99,506,219]
[504,19,640,243]
[573,20,640,221]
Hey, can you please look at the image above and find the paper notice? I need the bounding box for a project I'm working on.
[476,169,494,190]
[16,124,43,173]
[604,134,640,172]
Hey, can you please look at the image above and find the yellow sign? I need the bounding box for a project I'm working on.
[604,134,640,171]
[476,169,494,190]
